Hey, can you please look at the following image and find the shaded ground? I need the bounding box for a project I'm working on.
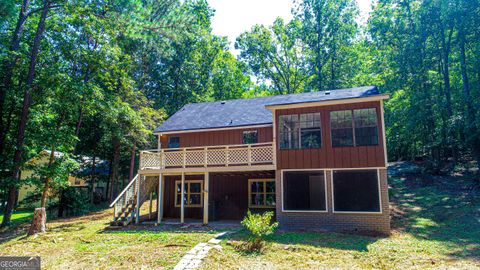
[201,162,480,269]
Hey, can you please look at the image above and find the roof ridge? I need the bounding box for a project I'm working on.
[184,85,377,106]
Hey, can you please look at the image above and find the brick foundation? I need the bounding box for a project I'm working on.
[275,169,390,234]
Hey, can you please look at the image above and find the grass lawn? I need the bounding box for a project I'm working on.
[201,170,480,269]
[0,210,33,229]
[0,208,218,269]
[0,165,478,269]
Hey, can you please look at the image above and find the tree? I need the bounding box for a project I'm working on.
[293,0,359,90]
[236,18,307,95]
[2,0,52,227]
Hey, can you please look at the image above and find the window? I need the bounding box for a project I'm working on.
[354,108,378,146]
[175,180,203,208]
[168,136,180,148]
[282,171,326,211]
[242,130,258,144]
[332,170,380,213]
[279,113,321,149]
[300,113,322,148]
[330,108,379,147]
[330,110,353,147]
[249,179,275,208]
[279,114,299,149]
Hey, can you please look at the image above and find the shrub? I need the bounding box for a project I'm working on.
[240,211,278,252]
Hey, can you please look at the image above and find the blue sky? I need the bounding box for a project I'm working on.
[209,0,373,54]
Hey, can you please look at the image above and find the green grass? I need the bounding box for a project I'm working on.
[0,171,478,269]
[201,174,480,270]
[0,209,218,269]
[0,210,33,229]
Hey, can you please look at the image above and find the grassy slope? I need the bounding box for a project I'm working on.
[201,173,480,270]
[0,208,217,269]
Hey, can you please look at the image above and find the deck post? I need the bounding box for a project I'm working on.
[135,175,141,224]
[203,172,209,225]
[157,173,163,224]
[148,191,153,219]
[180,172,185,223]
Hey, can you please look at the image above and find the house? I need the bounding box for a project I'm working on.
[17,150,109,208]
[111,86,390,233]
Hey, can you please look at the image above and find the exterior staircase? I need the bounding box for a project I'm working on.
[110,174,150,226]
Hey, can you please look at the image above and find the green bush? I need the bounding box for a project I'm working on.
[240,211,278,252]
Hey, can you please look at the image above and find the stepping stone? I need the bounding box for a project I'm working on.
[208,238,221,244]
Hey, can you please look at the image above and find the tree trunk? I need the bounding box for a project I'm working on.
[2,0,51,227]
[129,142,136,181]
[40,147,56,208]
[0,0,31,160]
[28,207,46,235]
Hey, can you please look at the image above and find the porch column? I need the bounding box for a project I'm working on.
[180,172,185,223]
[157,173,163,224]
[135,175,141,224]
[203,172,209,225]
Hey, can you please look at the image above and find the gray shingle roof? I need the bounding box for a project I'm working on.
[155,86,381,133]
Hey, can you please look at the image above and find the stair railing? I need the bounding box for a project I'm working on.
[110,174,139,221]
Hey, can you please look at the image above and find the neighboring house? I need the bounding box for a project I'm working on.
[17,150,109,207]
[111,86,390,234]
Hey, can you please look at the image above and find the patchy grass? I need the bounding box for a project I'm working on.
[0,208,217,269]
[201,170,480,270]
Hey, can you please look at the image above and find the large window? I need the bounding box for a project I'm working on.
[168,136,180,148]
[242,130,258,144]
[330,110,353,147]
[279,114,299,149]
[279,113,321,149]
[354,108,378,146]
[332,170,380,213]
[330,108,378,147]
[248,179,275,208]
[175,180,203,208]
[282,171,326,211]
[300,113,322,148]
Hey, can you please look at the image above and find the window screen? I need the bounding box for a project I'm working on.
[279,115,299,149]
[330,110,354,147]
[280,113,321,149]
[242,130,258,144]
[283,171,326,211]
[168,136,180,148]
[332,170,380,212]
[300,113,321,149]
[354,108,378,146]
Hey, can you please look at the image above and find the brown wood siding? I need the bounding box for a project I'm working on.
[159,126,273,148]
[163,175,204,219]
[162,172,275,220]
[275,101,386,169]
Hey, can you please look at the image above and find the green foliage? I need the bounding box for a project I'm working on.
[59,186,91,216]
[240,211,279,252]
[236,18,307,94]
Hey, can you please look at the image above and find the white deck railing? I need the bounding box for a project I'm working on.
[139,142,274,170]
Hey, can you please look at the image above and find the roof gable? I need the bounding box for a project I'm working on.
[155,86,381,133]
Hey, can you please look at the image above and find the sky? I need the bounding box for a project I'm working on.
[209,0,373,54]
